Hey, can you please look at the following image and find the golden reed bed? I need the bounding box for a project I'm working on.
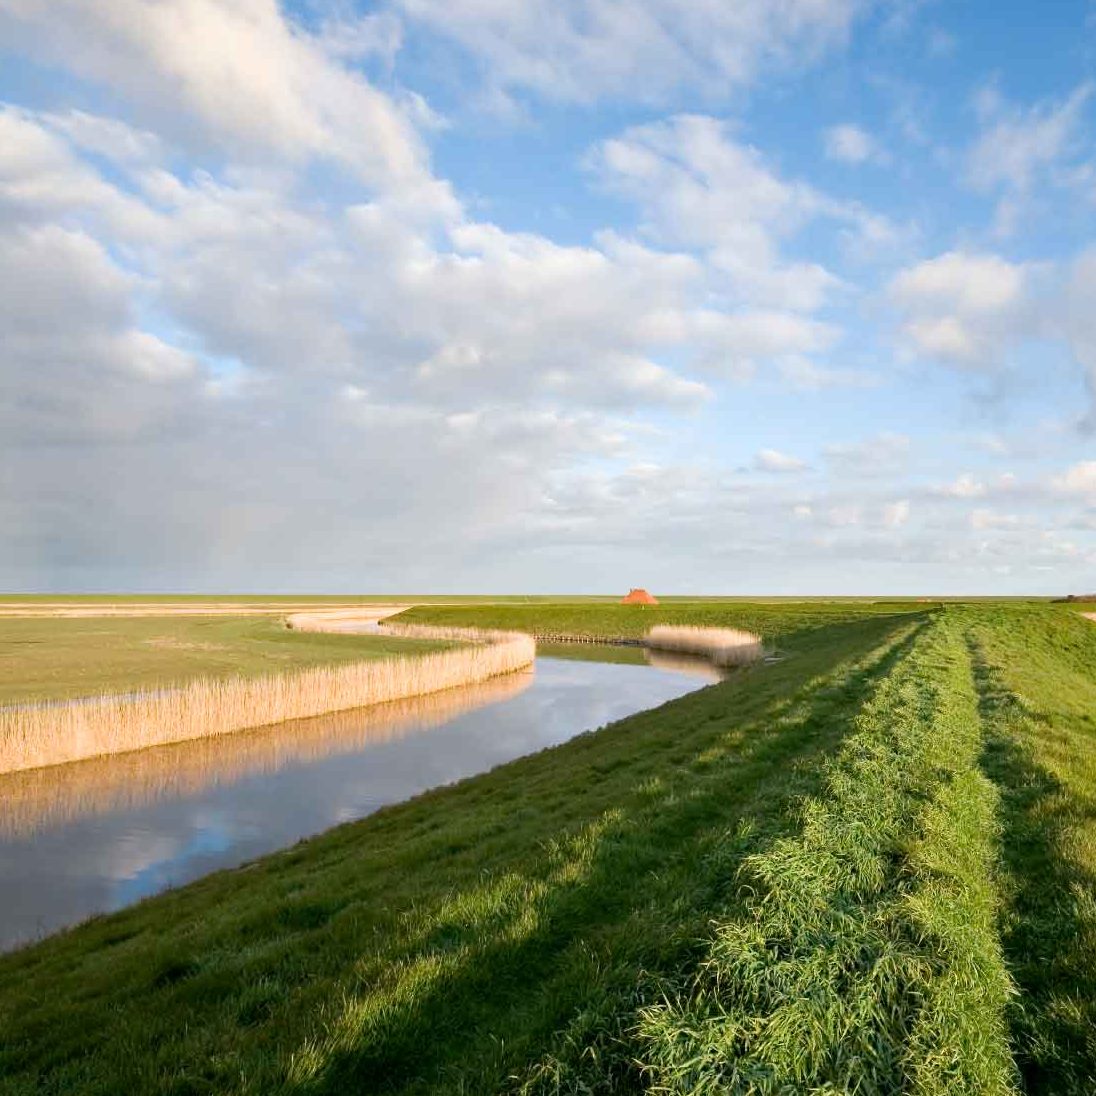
[0,624,534,775]
[0,669,531,839]
[645,624,764,667]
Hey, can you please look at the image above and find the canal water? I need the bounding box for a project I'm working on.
[0,651,718,951]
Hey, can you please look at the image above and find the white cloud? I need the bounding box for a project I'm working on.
[394,0,863,105]
[0,0,445,202]
[970,508,1023,530]
[0,106,744,588]
[754,448,808,473]
[826,504,862,527]
[823,123,877,164]
[891,251,1026,314]
[0,221,202,447]
[825,432,911,472]
[1054,461,1096,496]
[882,499,911,527]
[967,82,1093,235]
[590,114,854,311]
[968,83,1091,192]
[685,309,839,377]
[934,473,988,498]
[37,109,164,165]
[1065,250,1096,420]
[888,251,1031,367]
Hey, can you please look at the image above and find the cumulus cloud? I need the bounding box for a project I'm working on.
[970,508,1023,530]
[0,0,445,202]
[967,82,1092,234]
[881,499,911,527]
[888,251,1032,367]
[823,123,878,164]
[1053,461,1096,496]
[0,104,748,588]
[1065,251,1096,422]
[590,114,873,312]
[824,432,911,472]
[754,448,808,473]
[393,0,863,105]
[934,473,988,499]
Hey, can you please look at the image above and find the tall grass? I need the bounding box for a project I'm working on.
[0,627,534,775]
[637,614,1018,1095]
[646,624,764,666]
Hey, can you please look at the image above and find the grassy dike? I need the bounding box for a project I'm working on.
[969,606,1096,1094]
[0,609,920,1094]
[2,602,1094,1093]
[633,610,1017,1095]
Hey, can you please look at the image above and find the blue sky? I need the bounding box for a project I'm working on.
[1,0,1095,593]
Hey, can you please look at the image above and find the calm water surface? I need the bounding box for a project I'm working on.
[0,653,717,951]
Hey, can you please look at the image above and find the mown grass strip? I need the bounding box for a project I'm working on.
[633,612,1018,1095]
[968,607,1096,1094]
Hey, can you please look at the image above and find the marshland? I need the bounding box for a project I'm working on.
[1,597,1094,1095]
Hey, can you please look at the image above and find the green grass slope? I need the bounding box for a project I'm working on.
[970,606,1096,1094]
[1,602,1094,1094]
[0,610,919,1093]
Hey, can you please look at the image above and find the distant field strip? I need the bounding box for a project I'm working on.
[0,626,534,774]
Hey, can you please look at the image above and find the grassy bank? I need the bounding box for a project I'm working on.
[1,602,1094,1092]
[635,611,1016,1095]
[969,606,1096,1093]
[0,609,920,1093]
[0,616,454,706]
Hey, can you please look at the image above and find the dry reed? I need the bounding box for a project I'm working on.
[0,625,534,775]
[645,624,764,667]
[0,668,531,839]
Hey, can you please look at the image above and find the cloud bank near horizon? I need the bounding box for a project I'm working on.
[1,0,1095,593]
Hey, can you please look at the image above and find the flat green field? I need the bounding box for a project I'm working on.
[0,601,1093,1094]
[0,617,451,706]
[395,598,931,644]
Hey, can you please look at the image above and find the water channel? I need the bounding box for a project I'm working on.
[0,649,719,951]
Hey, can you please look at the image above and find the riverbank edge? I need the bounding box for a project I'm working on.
[0,618,534,775]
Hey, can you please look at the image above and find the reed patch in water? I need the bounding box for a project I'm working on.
[646,624,764,667]
[0,627,534,775]
[0,668,532,839]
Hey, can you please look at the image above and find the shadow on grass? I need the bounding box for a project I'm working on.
[284,617,926,1095]
[970,641,1096,1095]
[0,615,928,1096]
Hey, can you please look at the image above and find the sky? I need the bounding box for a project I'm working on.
[1,1,1096,594]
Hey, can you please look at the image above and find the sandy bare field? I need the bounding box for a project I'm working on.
[0,602,412,619]
[285,607,411,633]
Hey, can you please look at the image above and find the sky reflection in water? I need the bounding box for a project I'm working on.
[0,654,716,951]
